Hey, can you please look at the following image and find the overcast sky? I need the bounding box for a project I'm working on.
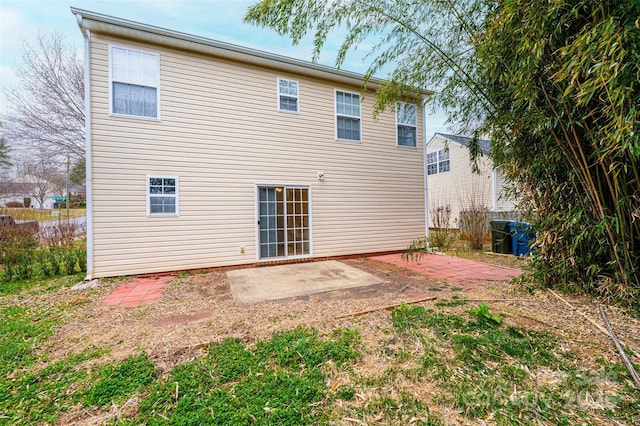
[0,0,448,134]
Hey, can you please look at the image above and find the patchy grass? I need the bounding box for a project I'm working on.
[0,273,84,297]
[0,301,109,425]
[330,303,639,425]
[1,207,85,221]
[1,275,638,425]
[135,327,361,425]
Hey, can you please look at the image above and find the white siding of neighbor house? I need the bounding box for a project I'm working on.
[88,34,425,277]
[426,136,506,229]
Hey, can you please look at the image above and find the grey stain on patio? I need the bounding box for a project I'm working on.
[227,260,386,303]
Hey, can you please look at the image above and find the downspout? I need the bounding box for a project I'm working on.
[491,168,498,212]
[422,99,429,239]
[76,13,94,280]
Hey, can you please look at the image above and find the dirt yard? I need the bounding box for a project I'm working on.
[38,256,639,379]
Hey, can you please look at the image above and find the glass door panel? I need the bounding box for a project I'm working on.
[259,186,310,259]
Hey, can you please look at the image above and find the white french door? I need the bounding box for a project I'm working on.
[257,186,311,259]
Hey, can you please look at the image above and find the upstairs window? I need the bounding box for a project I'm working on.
[335,90,361,141]
[427,149,450,175]
[147,176,178,216]
[111,46,159,119]
[278,78,299,112]
[396,103,417,147]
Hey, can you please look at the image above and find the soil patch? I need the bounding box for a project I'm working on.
[42,258,640,379]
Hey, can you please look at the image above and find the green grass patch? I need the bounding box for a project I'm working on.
[84,352,157,407]
[136,326,361,425]
[0,305,60,376]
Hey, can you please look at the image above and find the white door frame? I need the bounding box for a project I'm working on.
[254,183,313,261]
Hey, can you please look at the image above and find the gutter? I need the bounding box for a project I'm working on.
[70,7,431,97]
[422,99,429,239]
[76,12,94,280]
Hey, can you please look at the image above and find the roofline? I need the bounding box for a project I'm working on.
[70,7,431,96]
[427,132,491,153]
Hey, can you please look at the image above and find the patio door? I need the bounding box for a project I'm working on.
[258,186,310,259]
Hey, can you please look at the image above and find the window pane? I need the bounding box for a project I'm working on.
[439,160,451,173]
[142,53,158,86]
[288,81,297,95]
[113,82,157,118]
[112,47,128,81]
[427,163,438,175]
[127,50,143,84]
[398,125,416,147]
[150,196,175,214]
[397,103,417,126]
[337,116,360,140]
[279,96,297,111]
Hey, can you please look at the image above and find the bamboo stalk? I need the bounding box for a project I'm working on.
[599,305,640,390]
[549,289,639,360]
[549,289,609,334]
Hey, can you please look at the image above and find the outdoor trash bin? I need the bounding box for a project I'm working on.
[509,221,535,256]
[490,220,513,254]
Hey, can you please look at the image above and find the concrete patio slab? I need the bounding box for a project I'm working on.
[228,260,386,303]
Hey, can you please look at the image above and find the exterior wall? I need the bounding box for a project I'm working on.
[88,34,426,277]
[426,136,494,229]
[495,170,518,211]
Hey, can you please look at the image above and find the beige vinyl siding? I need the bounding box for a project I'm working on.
[426,137,493,228]
[89,34,425,277]
[495,171,519,211]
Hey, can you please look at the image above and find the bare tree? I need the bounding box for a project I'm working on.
[1,33,84,161]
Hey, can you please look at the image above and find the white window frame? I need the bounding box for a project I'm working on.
[396,102,418,148]
[109,44,161,120]
[438,149,450,172]
[334,89,362,142]
[426,149,450,175]
[277,78,299,113]
[146,175,179,217]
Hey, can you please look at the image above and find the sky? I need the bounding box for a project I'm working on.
[0,0,449,133]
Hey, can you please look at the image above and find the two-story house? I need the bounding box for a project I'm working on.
[426,133,518,229]
[72,8,429,278]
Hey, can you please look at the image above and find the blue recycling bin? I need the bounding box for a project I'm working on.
[508,222,534,256]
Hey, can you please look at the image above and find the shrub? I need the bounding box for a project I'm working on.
[4,202,24,208]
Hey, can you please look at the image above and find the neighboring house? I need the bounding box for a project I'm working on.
[72,9,429,278]
[0,181,54,209]
[425,133,518,229]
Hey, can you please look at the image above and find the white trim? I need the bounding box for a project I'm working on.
[334,89,362,142]
[78,19,94,280]
[108,43,161,120]
[146,175,179,216]
[276,77,299,113]
[254,183,313,262]
[422,100,429,239]
[395,102,418,148]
